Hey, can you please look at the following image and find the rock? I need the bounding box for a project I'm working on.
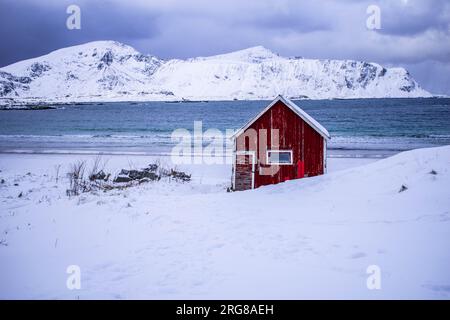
[169,169,191,182]
[114,166,161,184]
[89,170,108,181]
[146,164,158,172]
[100,50,114,66]
[30,62,51,77]
[113,164,189,184]
[138,177,159,184]
[127,169,159,181]
[146,172,160,181]
[128,170,145,180]
[28,105,56,110]
[119,169,129,176]
[113,174,133,183]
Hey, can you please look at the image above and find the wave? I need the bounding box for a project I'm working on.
[0,148,403,159]
[0,134,172,140]
[1,133,449,139]
[0,133,449,158]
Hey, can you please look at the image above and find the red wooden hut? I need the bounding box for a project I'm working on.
[231,95,330,191]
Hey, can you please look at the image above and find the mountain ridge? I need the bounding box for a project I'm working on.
[0,40,433,106]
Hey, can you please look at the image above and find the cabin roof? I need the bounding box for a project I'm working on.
[231,95,331,140]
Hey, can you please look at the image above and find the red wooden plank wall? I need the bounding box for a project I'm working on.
[235,101,324,190]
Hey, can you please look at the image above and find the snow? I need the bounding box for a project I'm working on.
[199,46,281,63]
[0,41,432,107]
[0,146,449,299]
[232,95,331,140]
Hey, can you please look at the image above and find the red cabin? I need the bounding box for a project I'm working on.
[231,95,330,191]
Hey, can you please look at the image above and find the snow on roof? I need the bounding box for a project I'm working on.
[232,95,330,140]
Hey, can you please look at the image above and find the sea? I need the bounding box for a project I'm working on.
[0,98,449,158]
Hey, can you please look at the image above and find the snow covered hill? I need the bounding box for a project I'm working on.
[0,40,432,105]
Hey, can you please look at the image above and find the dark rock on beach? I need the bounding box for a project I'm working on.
[112,163,190,184]
[113,167,160,183]
[89,170,110,182]
[113,174,133,183]
[167,169,191,182]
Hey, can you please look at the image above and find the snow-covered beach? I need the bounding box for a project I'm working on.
[0,147,449,299]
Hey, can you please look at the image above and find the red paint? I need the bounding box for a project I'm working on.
[297,160,304,179]
[233,99,327,191]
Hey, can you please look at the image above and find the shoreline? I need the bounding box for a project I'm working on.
[0,147,405,159]
[1,96,446,109]
[0,150,394,159]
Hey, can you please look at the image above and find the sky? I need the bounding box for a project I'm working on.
[0,0,449,95]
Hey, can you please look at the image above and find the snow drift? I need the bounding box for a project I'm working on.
[0,146,449,299]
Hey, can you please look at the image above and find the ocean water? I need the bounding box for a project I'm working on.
[0,98,449,158]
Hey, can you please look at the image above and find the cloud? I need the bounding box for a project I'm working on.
[0,0,160,65]
[0,0,449,94]
[376,0,450,36]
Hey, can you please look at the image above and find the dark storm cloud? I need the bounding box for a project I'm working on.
[375,0,450,36]
[237,2,334,32]
[0,0,449,94]
[0,0,160,66]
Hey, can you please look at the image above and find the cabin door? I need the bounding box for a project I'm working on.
[235,151,256,190]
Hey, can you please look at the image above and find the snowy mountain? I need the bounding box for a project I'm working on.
[0,40,432,105]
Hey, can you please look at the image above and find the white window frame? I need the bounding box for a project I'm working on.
[266,150,293,165]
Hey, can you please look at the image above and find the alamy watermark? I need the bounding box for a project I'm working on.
[170,121,283,175]
[366,264,381,290]
[366,5,381,30]
[66,5,81,30]
[66,264,81,290]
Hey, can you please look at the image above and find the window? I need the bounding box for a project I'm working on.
[266,150,293,165]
